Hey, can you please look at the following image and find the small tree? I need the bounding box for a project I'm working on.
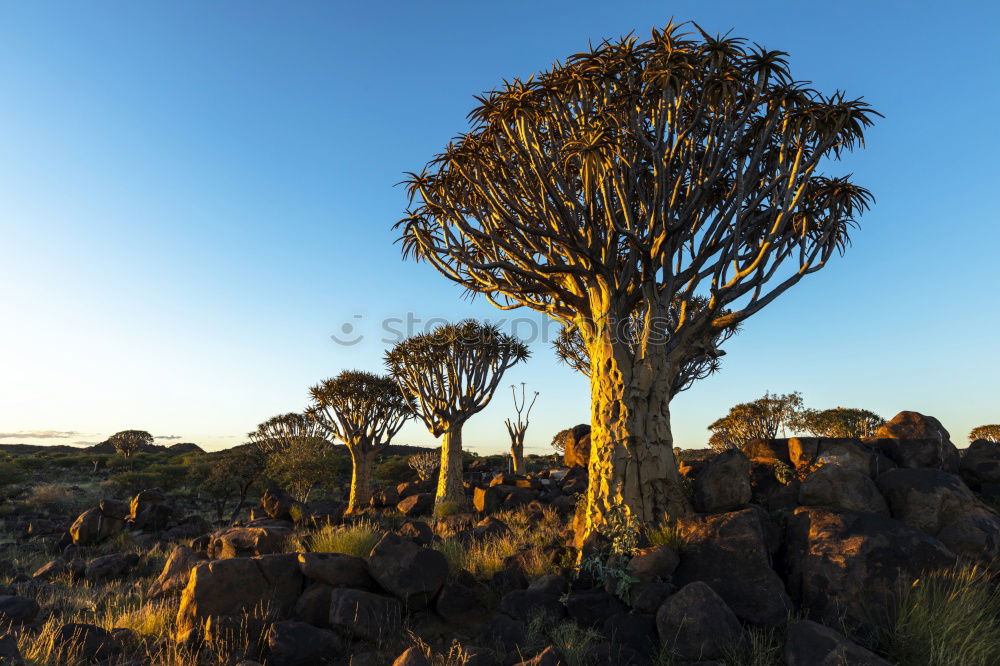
[504,383,539,475]
[308,371,412,514]
[107,430,153,458]
[708,392,803,452]
[396,23,877,539]
[407,449,440,482]
[264,437,341,503]
[795,407,885,439]
[386,320,528,510]
[969,425,1000,443]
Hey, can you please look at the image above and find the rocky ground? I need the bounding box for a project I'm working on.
[0,410,998,665]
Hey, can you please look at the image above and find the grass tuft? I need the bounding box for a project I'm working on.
[308,519,381,558]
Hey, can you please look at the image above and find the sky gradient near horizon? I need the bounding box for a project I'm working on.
[1,2,998,454]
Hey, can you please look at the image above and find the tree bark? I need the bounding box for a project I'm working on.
[578,312,692,546]
[510,434,524,475]
[347,447,375,514]
[436,425,466,509]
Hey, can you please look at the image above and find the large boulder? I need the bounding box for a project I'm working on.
[655,582,742,660]
[129,488,171,529]
[868,411,961,472]
[327,588,401,641]
[297,552,373,589]
[960,440,1000,490]
[397,493,434,517]
[367,532,448,609]
[783,507,955,634]
[175,553,303,643]
[693,449,751,513]
[55,624,120,662]
[261,487,296,521]
[266,620,344,666]
[500,589,566,623]
[563,424,591,468]
[799,465,889,514]
[674,508,791,626]
[84,552,139,582]
[626,545,679,583]
[69,501,128,546]
[788,438,890,477]
[877,468,1000,560]
[0,595,40,624]
[206,525,292,559]
[473,486,504,514]
[783,619,891,665]
[148,546,206,598]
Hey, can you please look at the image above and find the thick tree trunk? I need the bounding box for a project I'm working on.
[510,434,524,475]
[578,314,692,546]
[436,425,466,509]
[347,447,375,514]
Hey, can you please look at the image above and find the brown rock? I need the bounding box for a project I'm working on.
[327,588,401,641]
[626,546,679,583]
[655,581,742,660]
[297,552,373,588]
[788,438,890,477]
[69,506,125,546]
[207,525,291,559]
[693,450,751,513]
[397,493,434,517]
[783,619,891,665]
[148,546,207,598]
[392,646,431,666]
[267,620,343,666]
[799,465,889,514]
[869,411,961,472]
[84,552,139,582]
[367,532,448,609]
[960,440,1000,490]
[563,424,591,468]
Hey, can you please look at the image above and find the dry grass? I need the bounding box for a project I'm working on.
[876,564,1000,666]
[307,519,381,558]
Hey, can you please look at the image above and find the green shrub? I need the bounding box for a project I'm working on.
[877,564,1000,666]
[434,500,463,519]
[0,461,24,488]
[374,456,414,484]
[308,520,381,558]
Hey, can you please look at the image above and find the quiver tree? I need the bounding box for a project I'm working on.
[307,371,412,514]
[108,430,153,458]
[969,425,1000,443]
[794,406,885,439]
[247,413,327,455]
[385,320,529,510]
[707,391,802,452]
[504,383,539,475]
[408,449,441,482]
[396,22,877,540]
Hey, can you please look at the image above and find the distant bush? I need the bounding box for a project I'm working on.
[374,456,414,484]
[13,456,47,471]
[0,461,24,488]
[877,564,1000,666]
[103,471,158,497]
[27,483,79,513]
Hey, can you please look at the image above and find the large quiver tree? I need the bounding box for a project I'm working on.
[107,430,154,458]
[396,23,878,540]
[308,371,412,514]
[385,320,529,510]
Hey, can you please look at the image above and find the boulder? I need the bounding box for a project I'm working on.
[563,424,591,468]
[626,546,679,583]
[0,595,39,624]
[175,553,304,643]
[207,525,292,559]
[527,573,569,597]
[69,505,126,546]
[743,438,791,464]
[397,493,434,517]
[372,485,400,508]
[55,624,120,662]
[877,468,1000,560]
[960,439,1000,490]
[655,582,742,660]
[674,508,791,626]
[398,520,434,546]
[564,590,627,627]
[148,546,207,598]
[266,620,344,666]
[473,486,504,514]
[693,450,752,513]
[628,581,671,615]
[297,552,373,589]
[261,487,296,521]
[787,438,890,477]
[367,532,448,609]
[783,507,955,633]
[783,619,891,665]
[435,582,481,624]
[434,513,476,539]
[129,488,167,521]
[294,583,332,626]
[500,589,565,622]
[327,588,402,641]
[84,552,139,582]
[0,633,22,665]
[799,465,889,514]
[603,611,658,654]
[869,411,961,472]
[472,516,511,540]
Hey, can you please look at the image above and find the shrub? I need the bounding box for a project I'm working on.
[0,461,23,488]
[27,483,78,513]
[646,523,681,549]
[877,564,1000,666]
[308,520,381,558]
[374,456,414,484]
[434,500,463,519]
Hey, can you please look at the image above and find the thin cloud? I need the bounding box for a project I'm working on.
[72,441,101,446]
[0,430,82,440]
[155,435,183,441]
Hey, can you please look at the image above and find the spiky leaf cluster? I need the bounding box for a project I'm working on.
[247,412,328,455]
[307,370,412,456]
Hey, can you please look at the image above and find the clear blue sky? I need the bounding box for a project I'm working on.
[1,2,997,453]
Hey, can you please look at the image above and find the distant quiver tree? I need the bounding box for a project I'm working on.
[386,320,529,510]
[108,430,153,458]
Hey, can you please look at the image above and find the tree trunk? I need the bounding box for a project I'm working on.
[578,314,692,546]
[436,425,466,509]
[347,447,375,514]
[510,434,524,475]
